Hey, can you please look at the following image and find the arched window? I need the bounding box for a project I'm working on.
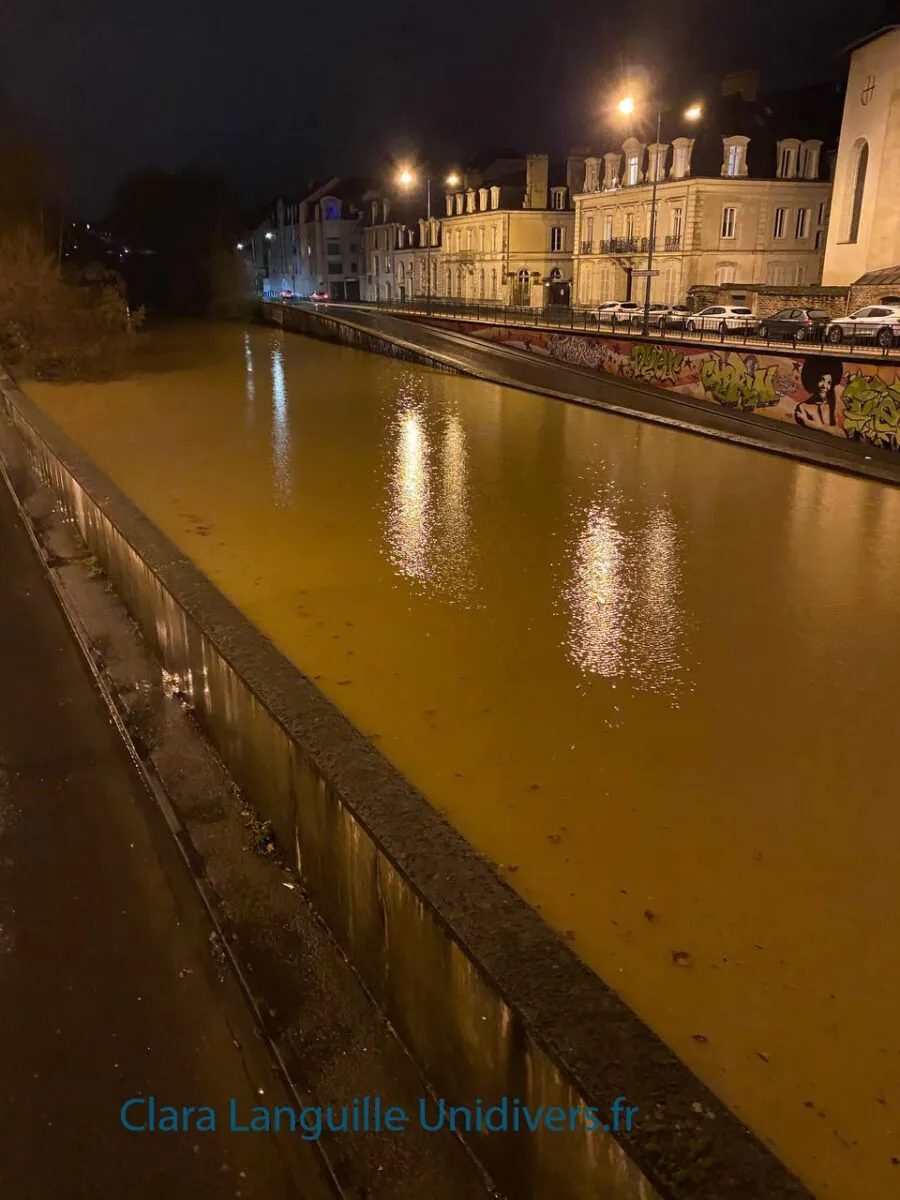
[517,267,530,282]
[715,262,736,285]
[550,267,562,281]
[848,139,868,244]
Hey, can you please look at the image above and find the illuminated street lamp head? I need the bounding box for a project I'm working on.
[236,241,245,251]
[265,231,275,240]
[617,96,635,116]
[445,172,461,188]
[398,168,415,187]
[684,104,703,121]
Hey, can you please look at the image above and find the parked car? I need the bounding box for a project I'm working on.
[629,303,692,330]
[310,290,329,303]
[825,305,900,348]
[594,301,641,325]
[757,307,831,342]
[684,306,757,334]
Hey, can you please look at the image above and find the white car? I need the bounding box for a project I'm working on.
[594,301,641,325]
[684,305,757,334]
[825,305,900,348]
[630,303,692,329]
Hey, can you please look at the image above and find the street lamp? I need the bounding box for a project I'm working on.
[617,96,703,337]
[397,166,461,313]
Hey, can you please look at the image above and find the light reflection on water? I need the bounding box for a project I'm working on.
[563,499,686,697]
[270,337,292,507]
[385,385,476,604]
[243,330,255,425]
[388,398,432,580]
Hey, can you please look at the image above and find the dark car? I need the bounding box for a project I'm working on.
[756,307,830,343]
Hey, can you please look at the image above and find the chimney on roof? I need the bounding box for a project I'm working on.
[524,154,549,209]
[566,151,588,197]
[722,70,759,101]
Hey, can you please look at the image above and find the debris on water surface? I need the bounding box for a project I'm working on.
[671,950,693,967]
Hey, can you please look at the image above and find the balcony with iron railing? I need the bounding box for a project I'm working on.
[664,235,682,252]
[597,237,654,256]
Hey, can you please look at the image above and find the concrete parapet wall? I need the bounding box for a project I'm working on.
[0,364,812,1199]
[420,316,900,455]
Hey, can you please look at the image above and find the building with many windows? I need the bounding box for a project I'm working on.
[250,178,372,300]
[573,83,842,309]
[438,154,577,307]
[363,193,439,303]
[361,154,578,308]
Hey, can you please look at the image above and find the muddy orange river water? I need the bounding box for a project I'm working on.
[28,322,900,1198]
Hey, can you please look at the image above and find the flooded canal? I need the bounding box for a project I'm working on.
[29,322,900,1198]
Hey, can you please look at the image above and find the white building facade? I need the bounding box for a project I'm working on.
[574,112,833,308]
[822,24,900,286]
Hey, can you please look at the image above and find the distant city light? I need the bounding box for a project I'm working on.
[236,241,245,250]
[617,96,635,116]
[86,223,91,230]
[265,231,275,240]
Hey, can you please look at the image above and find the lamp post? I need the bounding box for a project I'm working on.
[398,167,460,313]
[617,97,702,337]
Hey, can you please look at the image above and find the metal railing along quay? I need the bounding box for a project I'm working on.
[339,297,900,361]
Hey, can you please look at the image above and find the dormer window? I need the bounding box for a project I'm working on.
[622,139,644,186]
[670,138,694,180]
[490,186,500,210]
[799,140,822,180]
[722,136,749,177]
[445,195,454,217]
[776,139,800,179]
[603,152,621,190]
[551,187,567,210]
[478,187,489,211]
[466,190,476,213]
[584,157,601,192]
[455,193,464,216]
[647,144,668,182]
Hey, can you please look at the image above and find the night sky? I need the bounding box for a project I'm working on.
[0,0,884,215]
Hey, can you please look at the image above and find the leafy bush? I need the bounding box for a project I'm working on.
[0,226,139,379]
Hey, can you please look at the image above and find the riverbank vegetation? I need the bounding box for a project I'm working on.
[0,227,138,379]
[0,123,136,380]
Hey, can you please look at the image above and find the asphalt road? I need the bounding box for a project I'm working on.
[0,473,334,1198]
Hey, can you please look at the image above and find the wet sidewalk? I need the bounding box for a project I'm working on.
[0,474,333,1197]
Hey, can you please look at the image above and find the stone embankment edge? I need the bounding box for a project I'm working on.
[0,366,813,1200]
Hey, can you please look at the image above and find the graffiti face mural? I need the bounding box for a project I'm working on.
[430,319,900,454]
[795,357,842,429]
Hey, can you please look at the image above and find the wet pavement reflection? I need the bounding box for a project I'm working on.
[29,321,900,1200]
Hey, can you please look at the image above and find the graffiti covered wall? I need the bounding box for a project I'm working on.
[428,320,900,453]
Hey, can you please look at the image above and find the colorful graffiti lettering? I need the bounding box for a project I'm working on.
[699,353,778,411]
[621,343,685,385]
[841,373,900,451]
